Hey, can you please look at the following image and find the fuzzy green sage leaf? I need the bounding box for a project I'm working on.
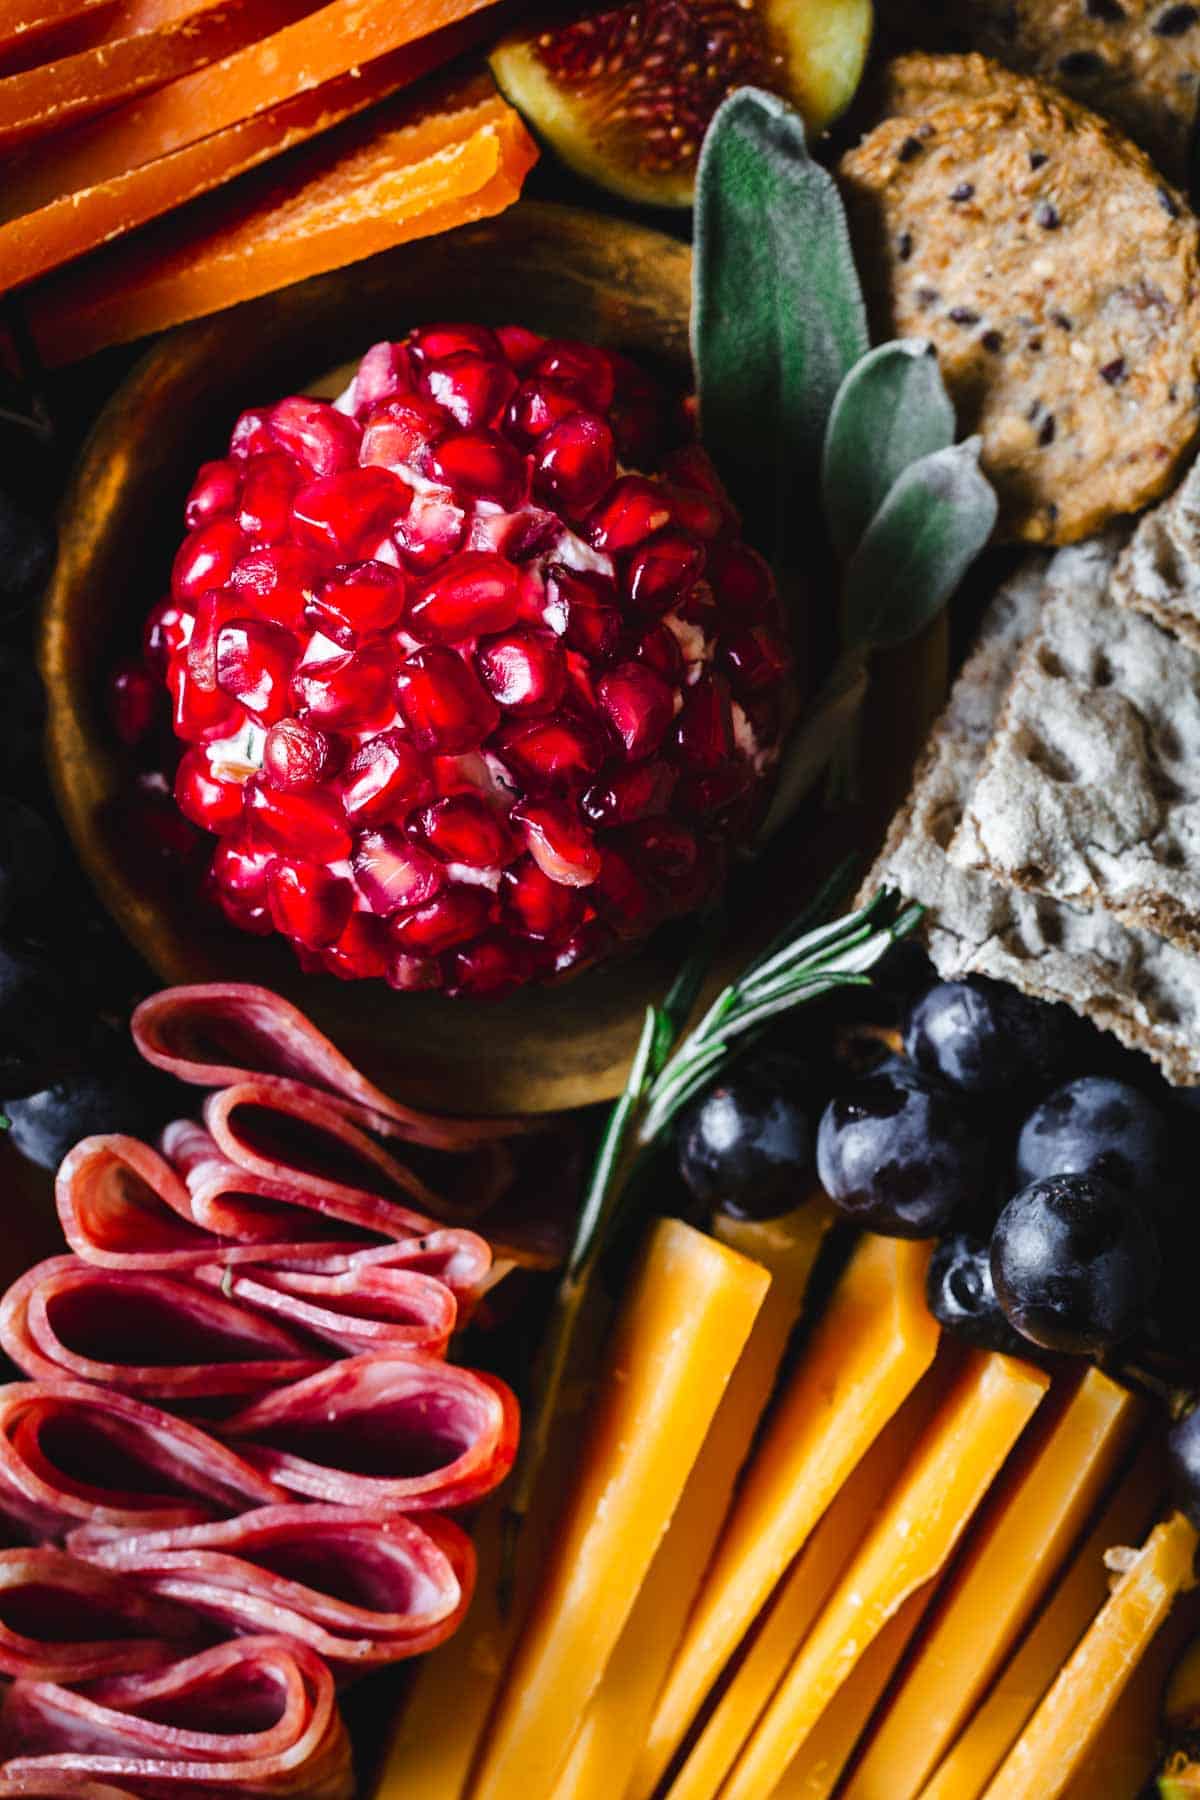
[842,435,998,651]
[693,86,868,565]
[822,340,956,563]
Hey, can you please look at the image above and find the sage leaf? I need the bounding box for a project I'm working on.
[822,340,956,561]
[693,86,868,565]
[842,436,998,650]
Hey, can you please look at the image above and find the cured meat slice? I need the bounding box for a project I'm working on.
[131,984,511,1147]
[219,1351,518,1512]
[0,1258,327,1402]
[0,1381,285,1541]
[73,1503,474,1671]
[0,1548,196,1682]
[0,1635,352,1797]
[191,1259,457,1360]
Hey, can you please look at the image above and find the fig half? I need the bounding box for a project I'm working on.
[489,0,874,208]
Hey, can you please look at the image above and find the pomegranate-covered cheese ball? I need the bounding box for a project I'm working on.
[147,324,792,996]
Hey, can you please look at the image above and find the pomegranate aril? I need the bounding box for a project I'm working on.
[553,918,616,979]
[593,846,658,939]
[503,855,585,940]
[346,341,412,417]
[633,621,684,682]
[534,340,615,412]
[676,762,754,819]
[237,455,301,546]
[143,597,192,674]
[307,561,406,643]
[361,396,448,475]
[447,932,536,998]
[421,353,516,430]
[387,952,443,992]
[352,828,445,916]
[506,376,585,441]
[408,322,501,364]
[417,794,517,869]
[496,324,545,370]
[543,564,622,660]
[582,759,676,826]
[476,629,565,713]
[211,835,275,902]
[722,624,791,695]
[707,540,779,625]
[662,443,730,502]
[468,506,558,563]
[216,619,298,723]
[407,551,521,642]
[175,746,245,833]
[626,531,706,613]
[291,639,394,730]
[390,884,492,952]
[341,729,434,824]
[268,397,360,477]
[229,409,274,459]
[323,913,390,981]
[212,883,273,936]
[610,352,672,463]
[392,491,466,571]
[292,469,410,555]
[229,545,325,633]
[263,717,335,791]
[186,459,240,528]
[108,658,160,746]
[395,646,499,752]
[512,797,601,887]
[622,816,705,906]
[493,712,609,788]
[674,673,733,771]
[171,518,243,604]
[534,412,616,516]
[429,431,527,510]
[586,476,674,553]
[166,657,242,743]
[597,662,675,761]
[665,485,726,540]
[245,778,352,862]
[267,858,354,948]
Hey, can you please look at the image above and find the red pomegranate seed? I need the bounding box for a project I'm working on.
[245,778,352,861]
[166,658,243,743]
[592,846,658,939]
[395,646,500,752]
[341,729,434,824]
[352,828,445,915]
[502,855,585,940]
[408,322,501,364]
[263,717,335,791]
[171,518,244,604]
[211,882,273,936]
[361,396,448,475]
[306,561,406,644]
[496,324,545,369]
[323,913,391,980]
[421,353,516,430]
[598,662,674,760]
[267,858,354,948]
[722,624,791,695]
[429,431,527,510]
[268,397,360,476]
[534,341,615,411]
[553,918,617,979]
[676,762,754,819]
[665,485,726,540]
[407,551,521,643]
[506,376,584,441]
[609,352,672,463]
[662,443,729,501]
[476,629,565,713]
[674,673,733,771]
[108,658,160,746]
[186,460,240,528]
[237,455,301,546]
[543,564,622,660]
[291,639,395,730]
[626,531,706,613]
[622,816,703,905]
[174,747,246,833]
[447,932,537,997]
[211,835,275,902]
[634,622,685,682]
[467,505,557,563]
[676,578,719,627]
[417,794,517,868]
[143,597,192,674]
[387,952,443,992]
[216,619,298,723]
[586,477,674,553]
[229,409,274,459]
[184,588,227,689]
[512,797,601,887]
[347,341,412,416]
[391,491,466,571]
[229,545,324,633]
[534,412,616,516]
[582,759,676,826]
[389,884,493,952]
[292,468,410,555]
[493,712,609,788]
[707,540,778,625]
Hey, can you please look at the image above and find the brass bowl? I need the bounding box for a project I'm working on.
[41,201,945,1116]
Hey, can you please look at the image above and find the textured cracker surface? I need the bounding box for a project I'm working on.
[863,542,1200,1083]
[839,70,1200,544]
[1113,455,1200,650]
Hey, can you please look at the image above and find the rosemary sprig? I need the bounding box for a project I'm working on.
[499,881,923,1601]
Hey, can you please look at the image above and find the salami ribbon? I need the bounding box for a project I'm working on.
[0,1549,195,1682]
[191,1259,457,1361]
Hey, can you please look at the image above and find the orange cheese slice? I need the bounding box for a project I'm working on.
[982,1510,1199,1800]
[641,1234,940,1794]
[723,1350,1050,1800]
[469,1219,769,1800]
[846,1366,1144,1799]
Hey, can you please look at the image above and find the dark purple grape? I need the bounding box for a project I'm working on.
[816,1059,989,1237]
[1016,1075,1171,1193]
[927,1232,1034,1356]
[677,1051,816,1219]
[905,977,1076,1096]
[1168,1405,1200,1530]
[990,1172,1160,1355]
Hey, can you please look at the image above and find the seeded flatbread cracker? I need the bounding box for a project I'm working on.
[838,77,1200,544]
[1112,455,1200,651]
[863,540,1200,1085]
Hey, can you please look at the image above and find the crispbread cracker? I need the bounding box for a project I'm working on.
[1112,456,1200,652]
[838,70,1200,544]
[864,542,1200,1085]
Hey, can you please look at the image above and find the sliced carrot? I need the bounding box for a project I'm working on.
[0,7,499,292]
[27,86,539,363]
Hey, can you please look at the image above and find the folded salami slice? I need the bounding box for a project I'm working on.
[0,1548,196,1682]
[0,1382,285,1541]
[73,1504,474,1673]
[219,1352,519,1513]
[191,1260,457,1361]
[0,1260,327,1402]
[132,983,511,1150]
[0,1635,352,1798]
